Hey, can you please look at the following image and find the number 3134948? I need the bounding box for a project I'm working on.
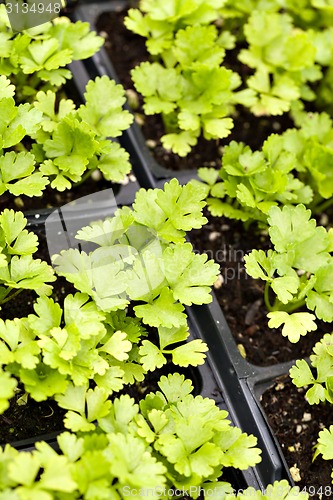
[5,3,62,14]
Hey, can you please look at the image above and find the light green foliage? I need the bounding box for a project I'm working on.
[30,372,260,490]
[214,0,333,115]
[290,333,333,404]
[199,135,313,223]
[0,371,17,413]
[313,425,333,462]
[0,293,150,410]
[124,0,227,56]
[239,10,321,115]
[291,334,333,477]
[126,0,333,154]
[100,373,262,491]
[0,432,302,499]
[78,76,133,139]
[0,7,104,100]
[0,209,55,303]
[131,23,255,156]
[244,204,333,340]
[0,74,133,195]
[282,111,333,203]
[0,87,49,196]
[54,180,218,371]
[36,75,133,190]
[267,311,317,343]
[0,12,132,196]
[0,373,295,498]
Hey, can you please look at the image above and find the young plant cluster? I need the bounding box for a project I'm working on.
[0,4,134,200]
[0,373,302,499]
[0,0,323,495]
[124,0,333,155]
[122,0,333,486]
[0,174,272,492]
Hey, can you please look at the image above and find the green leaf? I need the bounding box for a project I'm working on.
[39,455,76,493]
[0,75,15,98]
[161,243,219,305]
[267,311,317,343]
[126,248,166,302]
[52,18,104,60]
[79,76,133,138]
[216,427,261,469]
[174,25,225,68]
[8,453,40,487]
[20,38,71,73]
[306,290,333,322]
[157,373,194,404]
[131,62,182,111]
[94,365,125,394]
[106,433,167,488]
[57,432,85,462]
[20,364,68,401]
[99,330,132,361]
[158,324,189,350]
[76,207,134,247]
[43,116,96,179]
[34,90,75,133]
[268,204,331,273]
[198,167,220,186]
[203,116,233,139]
[290,362,327,405]
[133,179,208,243]
[0,255,55,295]
[0,209,38,254]
[97,142,131,182]
[56,383,87,414]
[156,178,208,233]
[98,394,138,434]
[134,288,187,328]
[314,426,333,461]
[53,248,129,312]
[161,131,198,156]
[290,359,315,388]
[271,276,300,304]
[0,371,17,414]
[244,249,275,280]
[139,340,166,371]
[171,339,208,366]
[0,151,48,197]
[0,99,42,149]
[86,386,111,422]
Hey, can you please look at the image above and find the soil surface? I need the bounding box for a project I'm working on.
[96,8,295,172]
[261,375,333,499]
[0,390,66,446]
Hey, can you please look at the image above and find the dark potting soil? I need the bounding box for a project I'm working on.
[261,376,333,499]
[190,211,332,366]
[0,389,66,446]
[96,9,295,172]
